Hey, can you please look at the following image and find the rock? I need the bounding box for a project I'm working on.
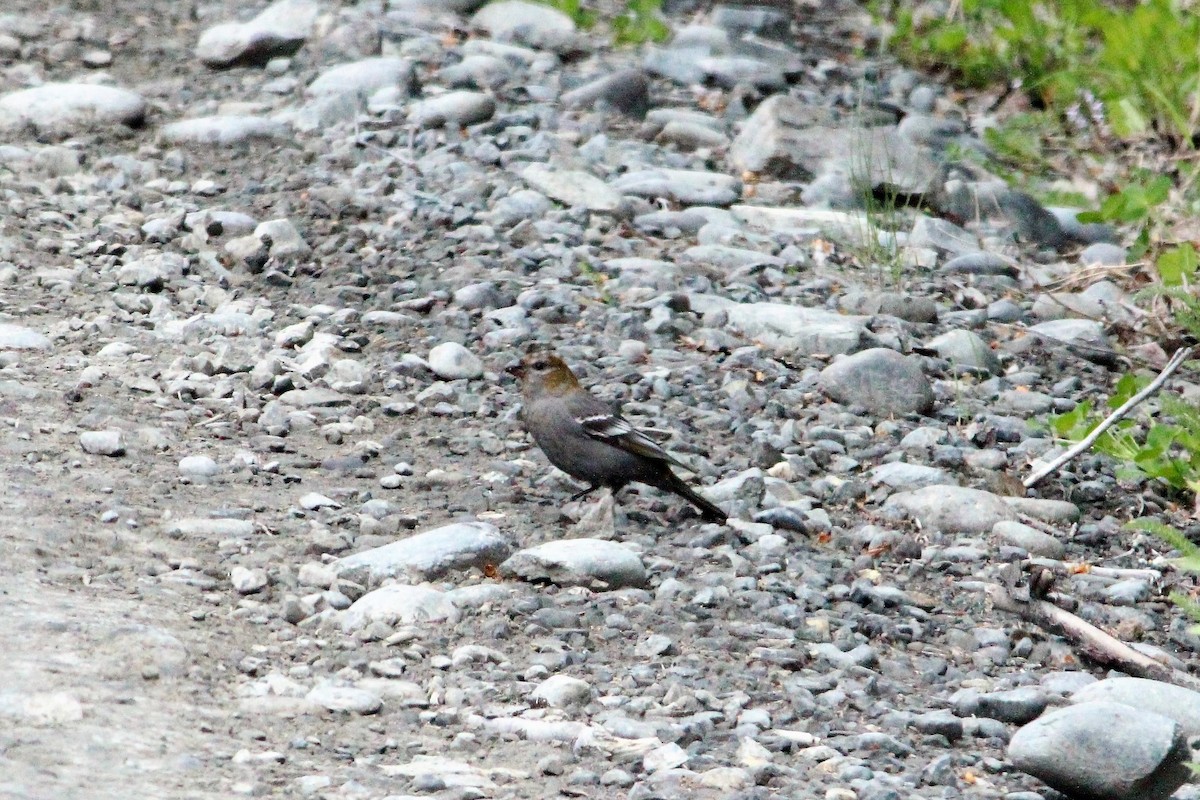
[0,324,50,350]
[196,0,320,69]
[1008,701,1190,800]
[160,116,289,146]
[1079,241,1126,266]
[334,521,511,583]
[926,329,1000,374]
[500,539,647,589]
[1027,319,1112,361]
[975,687,1048,724]
[179,455,219,477]
[305,685,383,715]
[531,675,591,708]
[908,216,980,257]
[307,57,415,98]
[940,252,1019,278]
[230,566,268,594]
[689,295,872,356]
[0,84,146,137]
[611,168,740,207]
[427,342,484,380]
[1073,678,1200,739]
[80,430,125,456]
[728,95,937,194]
[886,485,1018,534]
[870,462,951,490]
[561,69,649,118]
[407,91,496,128]
[165,518,256,539]
[819,348,933,415]
[341,584,460,631]
[992,520,1065,558]
[521,163,622,212]
[470,0,576,48]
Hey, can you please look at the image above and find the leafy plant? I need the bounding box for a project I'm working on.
[1048,373,1200,498]
[612,0,669,45]
[1076,172,1171,259]
[1127,517,1200,628]
[530,0,596,28]
[883,0,1200,147]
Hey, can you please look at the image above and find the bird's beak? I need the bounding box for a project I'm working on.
[504,361,525,379]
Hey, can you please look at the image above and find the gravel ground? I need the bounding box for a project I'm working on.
[0,1,1198,799]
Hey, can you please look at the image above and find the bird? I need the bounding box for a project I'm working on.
[507,352,727,523]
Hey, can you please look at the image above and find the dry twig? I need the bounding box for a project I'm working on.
[988,581,1200,693]
[1025,345,1195,488]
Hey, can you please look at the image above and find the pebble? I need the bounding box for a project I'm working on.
[531,674,592,708]
[305,685,383,715]
[427,342,484,380]
[80,430,125,457]
[179,455,220,477]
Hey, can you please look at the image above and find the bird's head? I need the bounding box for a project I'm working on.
[505,352,580,397]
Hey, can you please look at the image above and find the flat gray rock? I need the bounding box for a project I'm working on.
[521,163,622,212]
[0,84,146,136]
[160,116,289,146]
[341,584,460,631]
[819,348,933,415]
[500,538,647,589]
[870,462,952,490]
[0,323,50,350]
[610,168,741,207]
[407,91,495,128]
[992,520,1065,558]
[470,0,575,47]
[334,521,511,583]
[885,485,1018,534]
[1008,701,1190,800]
[307,57,415,98]
[729,94,937,194]
[689,295,872,356]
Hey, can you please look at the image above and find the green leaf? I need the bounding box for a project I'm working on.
[1157,243,1199,287]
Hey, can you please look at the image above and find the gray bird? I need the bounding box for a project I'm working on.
[507,352,727,523]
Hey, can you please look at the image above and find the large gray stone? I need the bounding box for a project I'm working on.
[334,522,511,583]
[500,538,646,589]
[819,348,933,415]
[689,295,872,357]
[1008,701,1190,800]
[196,0,319,68]
[0,84,146,137]
[886,485,1018,534]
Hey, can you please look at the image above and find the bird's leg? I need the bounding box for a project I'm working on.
[570,484,599,501]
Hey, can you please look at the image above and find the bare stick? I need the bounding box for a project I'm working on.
[988,584,1200,693]
[1026,556,1162,583]
[1025,345,1194,488]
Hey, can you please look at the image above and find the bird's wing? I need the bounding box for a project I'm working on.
[577,411,690,470]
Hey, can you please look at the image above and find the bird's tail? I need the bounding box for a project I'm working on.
[662,472,727,523]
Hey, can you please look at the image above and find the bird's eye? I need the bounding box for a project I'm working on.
[531,360,548,370]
